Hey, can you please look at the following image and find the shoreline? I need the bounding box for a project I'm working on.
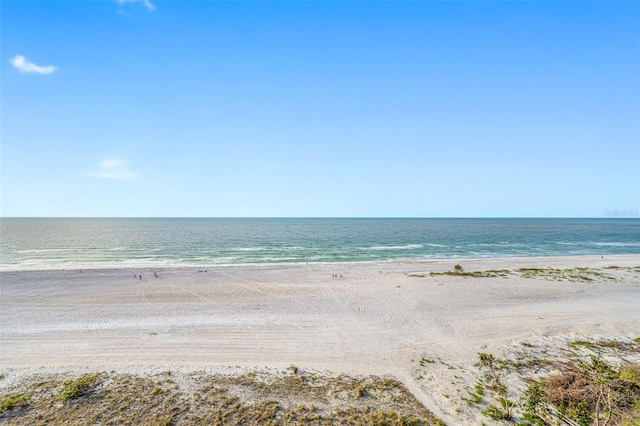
[1,253,638,273]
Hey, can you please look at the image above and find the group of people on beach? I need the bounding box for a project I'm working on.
[133,272,159,279]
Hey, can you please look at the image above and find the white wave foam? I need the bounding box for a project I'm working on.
[233,246,306,252]
[364,244,423,251]
[15,248,82,254]
[591,242,640,247]
[556,241,640,247]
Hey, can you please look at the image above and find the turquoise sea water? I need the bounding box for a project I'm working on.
[0,218,638,270]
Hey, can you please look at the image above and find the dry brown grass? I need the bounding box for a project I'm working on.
[541,360,640,426]
[0,369,442,425]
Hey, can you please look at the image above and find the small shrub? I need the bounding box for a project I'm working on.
[571,340,595,350]
[498,396,515,418]
[475,353,509,394]
[558,400,591,426]
[576,354,616,382]
[596,339,621,349]
[521,412,545,425]
[58,374,97,402]
[0,394,29,413]
[619,365,640,384]
[454,264,463,273]
[482,404,510,420]
[419,357,435,366]
[522,381,546,418]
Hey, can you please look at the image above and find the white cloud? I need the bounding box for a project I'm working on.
[117,0,156,11]
[10,55,57,74]
[91,159,137,181]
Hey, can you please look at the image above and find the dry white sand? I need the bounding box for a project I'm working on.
[1,255,638,423]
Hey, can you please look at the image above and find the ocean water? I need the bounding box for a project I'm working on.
[0,218,638,270]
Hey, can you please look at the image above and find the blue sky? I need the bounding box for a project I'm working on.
[2,0,638,217]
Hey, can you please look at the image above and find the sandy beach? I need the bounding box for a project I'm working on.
[1,255,639,423]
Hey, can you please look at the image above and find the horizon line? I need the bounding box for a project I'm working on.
[1,216,638,220]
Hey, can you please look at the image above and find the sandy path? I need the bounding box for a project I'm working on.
[1,255,638,422]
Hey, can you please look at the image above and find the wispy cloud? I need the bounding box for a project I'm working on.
[10,55,57,74]
[91,159,137,181]
[117,0,156,11]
